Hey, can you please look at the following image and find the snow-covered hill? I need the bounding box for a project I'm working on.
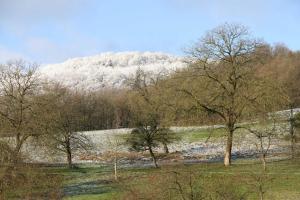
[39,52,186,90]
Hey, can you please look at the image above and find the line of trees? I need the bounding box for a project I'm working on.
[0,66,131,167]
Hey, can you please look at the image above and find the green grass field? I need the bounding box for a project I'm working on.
[1,124,297,199]
[179,128,226,142]
[42,158,300,200]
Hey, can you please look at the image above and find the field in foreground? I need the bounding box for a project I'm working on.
[41,159,300,200]
[1,124,296,199]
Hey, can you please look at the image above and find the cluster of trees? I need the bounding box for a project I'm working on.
[126,23,300,167]
[0,61,132,197]
[1,23,300,171]
[0,63,131,168]
[120,24,300,200]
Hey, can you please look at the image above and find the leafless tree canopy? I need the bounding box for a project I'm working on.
[0,60,41,163]
[175,23,284,166]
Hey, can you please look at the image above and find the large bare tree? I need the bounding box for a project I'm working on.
[41,86,93,168]
[177,24,283,166]
[0,60,41,163]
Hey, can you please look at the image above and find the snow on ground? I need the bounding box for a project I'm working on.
[74,123,290,165]
[273,108,300,119]
[20,124,291,165]
[18,107,298,165]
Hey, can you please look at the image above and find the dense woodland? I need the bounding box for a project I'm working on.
[0,24,300,199]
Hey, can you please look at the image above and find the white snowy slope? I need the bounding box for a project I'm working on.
[39,52,186,90]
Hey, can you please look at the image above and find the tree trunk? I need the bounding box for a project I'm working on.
[224,129,233,166]
[262,154,266,171]
[66,146,73,169]
[163,142,169,154]
[259,185,264,200]
[290,107,295,159]
[148,146,158,168]
[291,136,296,159]
[12,136,23,164]
[258,175,264,200]
[114,155,118,181]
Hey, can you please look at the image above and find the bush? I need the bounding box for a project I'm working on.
[0,164,63,199]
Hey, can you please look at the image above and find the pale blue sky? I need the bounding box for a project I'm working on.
[0,0,299,64]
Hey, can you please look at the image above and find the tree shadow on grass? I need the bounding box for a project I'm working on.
[63,179,114,197]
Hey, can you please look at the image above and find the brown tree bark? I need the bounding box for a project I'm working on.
[262,154,266,172]
[66,142,73,168]
[224,129,233,167]
[163,142,169,154]
[12,134,23,164]
[148,146,158,168]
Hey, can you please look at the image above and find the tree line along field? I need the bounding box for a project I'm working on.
[12,121,294,165]
[1,23,300,199]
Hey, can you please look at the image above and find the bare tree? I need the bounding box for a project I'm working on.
[244,117,278,171]
[104,134,125,181]
[126,69,181,167]
[0,60,40,163]
[168,170,204,200]
[41,86,93,168]
[247,171,273,200]
[287,109,300,158]
[177,23,283,166]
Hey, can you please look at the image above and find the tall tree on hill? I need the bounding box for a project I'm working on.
[175,23,284,166]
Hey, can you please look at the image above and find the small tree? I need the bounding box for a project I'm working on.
[126,69,180,167]
[156,128,180,154]
[127,127,179,168]
[244,118,277,171]
[104,134,125,181]
[247,171,273,200]
[127,69,179,153]
[127,127,160,168]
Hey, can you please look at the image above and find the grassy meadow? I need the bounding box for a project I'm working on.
[47,158,300,200]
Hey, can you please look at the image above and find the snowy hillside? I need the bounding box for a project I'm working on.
[39,52,186,90]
